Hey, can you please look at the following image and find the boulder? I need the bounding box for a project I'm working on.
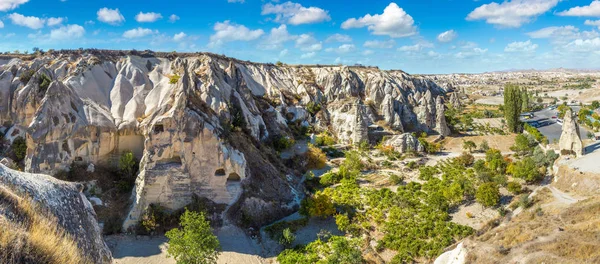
[383,133,425,153]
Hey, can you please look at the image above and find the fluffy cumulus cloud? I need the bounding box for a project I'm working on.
[504,40,538,52]
[262,1,330,25]
[342,3,417,38]
[209,20,264,47]
[295,34,322,52]
[0,0,28,12]
[527,26,579,39]
[97,8,125,25]
[261,24,297,50]
[325,44,356,54]
[398,43,432,52]
[557,1,600,17]
[123,27,157,38]
[169,14,180,23]
[8,13,45,29]
[363,39,395,49]
[135,12,162,23]
[325,33,352,43]
[437,30,457,43]
[173,32,186,41]
[47,17,64,27]
[466,0,559,28]
[585,20,600,29]
[50,24,85,40]
[565,37,600,53]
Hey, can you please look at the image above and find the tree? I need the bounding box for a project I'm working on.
[479,140,490,152]
[119,150,137,179]
[300,193,336,218]
[11,137,27,162]
[476,183,500,207]
[306,144,327,169]
[504,84,523,133]
[463,140,476,153]
[507,181,522,195]
[511,134,533,155]
[521,88,529,112]
[592,100,600,109]
[280,228,296,248]
[510,157,543,183]
[165,210,221,264]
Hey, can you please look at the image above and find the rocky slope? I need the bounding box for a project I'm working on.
[0,50,451,230]
[0,164,111,263]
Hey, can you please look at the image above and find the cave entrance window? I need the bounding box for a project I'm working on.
[215,168,226,177]
[227,173,241,182]
[153,124,164,134]
[74,157,83,162]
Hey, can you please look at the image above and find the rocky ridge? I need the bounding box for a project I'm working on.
[0,50,451,230]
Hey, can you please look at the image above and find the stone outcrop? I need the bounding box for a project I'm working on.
[0,164,112,263]
[449,92,462,109]
[0,50,449,230]
[383,133,424,153]
[434,97,451,136]
[559,109,583,156]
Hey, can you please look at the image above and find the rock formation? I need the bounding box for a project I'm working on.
[434,96,451,136]
[383,133,425,153]
[559,109,583,156]
[0,50,449,230]
[449,92,462,109]
[0,164,112,263]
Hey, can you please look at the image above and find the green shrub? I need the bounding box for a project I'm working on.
[456,152,474,167]
[279,228,296,248]
[38,74,51,93]
[169,74,181,84]
[165,210,221,264]
[306,102,322,115]
[315,133,336,147]
[273,136,295,152]
[11,137,27,162]
[509,157,543,183]
[19,69,36,84]
[507,181,522,195]
[306,144,327,170]
[389,174,403,185]
[300,193,336,218]
[319,172,341,186]
[476,183,500,207]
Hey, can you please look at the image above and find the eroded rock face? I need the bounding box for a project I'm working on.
[0,164,112,263]
[434,97,451,136]
[449,92,462,109]
[0,51,448,229]
[384,133,424,153]
[559,109,583,156]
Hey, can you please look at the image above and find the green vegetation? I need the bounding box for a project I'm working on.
[19,69,36,84]
[314,132,336,147]
[476,183,500,207]
[306,144,327,169]
[306,102,322,116]
[504,84,524,133]
[507,181,522,195]
[509,157,543,183]
[165,210,221,264]
[462,140,476,153]
[300,193,336,218]
[523,124,548,145]
[277,236,363,264]
[511,134,535,156]
[273,136,295,152]
[169,74,181,84]
[280,228,296,248]
[479,140,490,152]
[119,150,137,180]
[38,74,51,93]
[10,137,27,162]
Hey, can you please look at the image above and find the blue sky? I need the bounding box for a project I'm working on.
[1,0,600,73]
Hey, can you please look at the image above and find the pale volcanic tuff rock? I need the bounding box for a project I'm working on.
[383,133,424,153]
[434,96,451,136]
[559,109,583,156]
[449,92,462,109]
[0,51,449,229]
[0,164,112,263]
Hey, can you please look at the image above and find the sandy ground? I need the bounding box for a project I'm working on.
[474,96,504,105]
[450,202,498,229]
[473,118,504,129]
[443,134,517,154]
[108,225,267,264]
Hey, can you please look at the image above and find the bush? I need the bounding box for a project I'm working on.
[456,152,474,167]
[306,144,327,170]
[279,228,296,248]
[479,140,490,152]
[273,136,295,152]
[507,181,522,195]
[476,183,500,207]
[463,140,476,152]
[319,171,341,186]
[389,174,403,185]
[119,150,137,180]
[38,74,51,93]
[165,210,221,264]
[19,69,36,84]
[509,157,543,183]
[300,193,336,218]
[11,137,27,162]
[519,194,532,208]
[314,133,336,147]
[169,74,181,84]
[306,102,322,116]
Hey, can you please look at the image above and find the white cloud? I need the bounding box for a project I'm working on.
[123,27,157,38]
[564,37,600,53]
[261,25,297,50]
[295,34,322,51]
[169,14,180,23]
[0,20,3,28]
[173,32,186,41]
[325,44,356,54]
[0,0,28,12]
[228,0,244,3]
[135,12,162,23]
[209,20,264,47]
[527,26,579,38]
[362,50,374,56]
[262,1,330,25]
[301,52,316,59]
[557,1,600,17]
[279,49,288,57]
[8,13,45,29]
[398,41,433,52]
[47,17,64,26]
[455,47,488,59]
[585,20,600,29]
[363,39,395,49]
[466,0,559,28]
[504,40,538,52]
[437,30,457,43]
[325,33,352,43]
[341,3,417,38]
[50,24,85,40]
[97,8,125,25]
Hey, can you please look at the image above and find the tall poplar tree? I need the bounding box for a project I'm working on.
[504,84,523,133]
